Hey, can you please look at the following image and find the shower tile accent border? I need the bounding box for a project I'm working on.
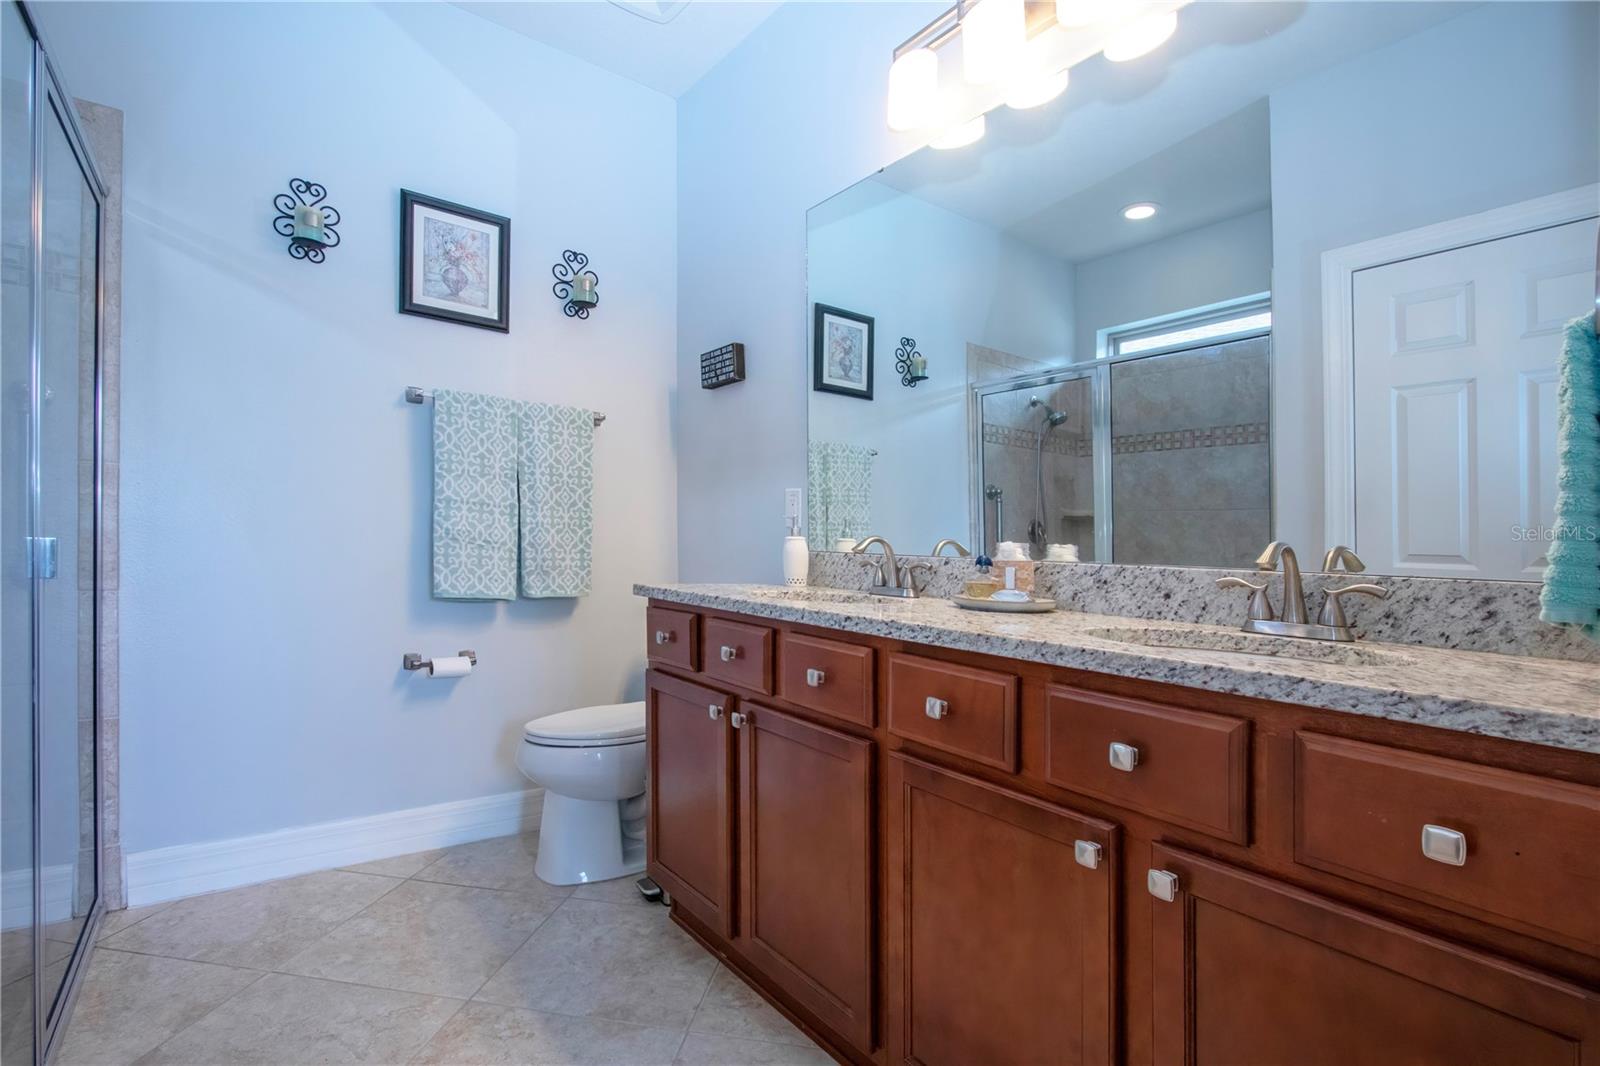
[79,98,124,910]
[809,552,1600,664]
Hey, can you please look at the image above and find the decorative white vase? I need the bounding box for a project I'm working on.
[783,536,810,587]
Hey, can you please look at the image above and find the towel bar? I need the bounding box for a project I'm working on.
[405,386,605,426]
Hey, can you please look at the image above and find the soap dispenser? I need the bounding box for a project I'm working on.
[783,516,809,587]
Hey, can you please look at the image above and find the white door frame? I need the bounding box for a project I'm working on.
[1320,184,1599,551]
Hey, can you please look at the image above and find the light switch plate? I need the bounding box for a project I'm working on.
[784,488,802,520]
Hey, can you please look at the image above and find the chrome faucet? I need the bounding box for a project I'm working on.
[1216,541,1386,643]
[852,537,920,598]
[1256,541,1308,624]
[931,539,971,557]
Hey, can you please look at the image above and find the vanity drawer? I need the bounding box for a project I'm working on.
[1294,732,1600,952]
[701,617,774,694]
[887,654,1018,772]
[647,606,699,671]
[1043,685,1249,844]
[777,632,875,727]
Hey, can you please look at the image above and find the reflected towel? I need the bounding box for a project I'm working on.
[807,440,874,550]
[432,389,519,600]
[518,402,594,598]
[1539,316,1600,637]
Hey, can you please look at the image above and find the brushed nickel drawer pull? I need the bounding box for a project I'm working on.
[707,704,723,721]
[654,630,675,645]
[1147,869,1179,902]
[730,710,747,729]
[806,668,826,687]
[1420,824,1467,866]
[1074,840,1102,870]
[1108,741,1140,772]
[719,645,740,662]
[925,696,949,720]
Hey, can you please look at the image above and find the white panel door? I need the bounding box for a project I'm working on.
[1352,217,1596,579]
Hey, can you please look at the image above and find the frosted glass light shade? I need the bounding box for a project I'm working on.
[962,0,1025,85]
[1054,0,1111,28]
[930,114,986,150]
[1102,10,1177,61]
[887,48,939,131]
[1005,66,1070,110]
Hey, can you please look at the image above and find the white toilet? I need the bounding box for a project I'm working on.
[516,701,647,885]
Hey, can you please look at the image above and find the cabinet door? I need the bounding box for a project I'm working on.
[646,670,735,938]
[886,753,1117,1066]
[738,704,874,1053]
[1148,844,1600,1066]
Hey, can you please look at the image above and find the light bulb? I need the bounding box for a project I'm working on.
[930,114,986,150]
[1005,67,1070,110]
[962,0,1026,85]
[1102,10,1177,62]
[1122,202,1158,220]
[886,48,939,131]
[1055,0,1111,28]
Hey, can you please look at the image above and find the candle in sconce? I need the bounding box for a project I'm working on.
[570,272,599,308]
[911,354,928,378]
[292,203,326,245]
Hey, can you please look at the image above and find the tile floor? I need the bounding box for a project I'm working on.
[52,833,833,1065]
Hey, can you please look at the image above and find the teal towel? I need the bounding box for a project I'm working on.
[518,402,594,598]
[432,389,519,600]
[1539,316,1600,637]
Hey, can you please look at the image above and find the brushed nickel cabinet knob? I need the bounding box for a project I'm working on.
[806,668,826,687]
[1109,742,1140,772]
[925,697,949,720]
[1147,869,1179,902]
[1420,824,1467,866]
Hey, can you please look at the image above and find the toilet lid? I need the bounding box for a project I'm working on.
[524,701,646,746]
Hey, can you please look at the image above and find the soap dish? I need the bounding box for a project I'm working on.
[951,595,1057,614]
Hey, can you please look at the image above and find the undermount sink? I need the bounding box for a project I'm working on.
[1081,625,1417,667]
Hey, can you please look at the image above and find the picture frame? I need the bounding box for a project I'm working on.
[399,189,510,332]
[813,303,875,400]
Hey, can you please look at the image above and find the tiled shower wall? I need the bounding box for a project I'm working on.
[77,99,121,910]
[1110,336,1270,567]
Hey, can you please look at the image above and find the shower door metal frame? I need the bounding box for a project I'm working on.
[13,2,110,1062]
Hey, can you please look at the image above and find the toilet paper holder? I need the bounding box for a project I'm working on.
[402,650,477,672]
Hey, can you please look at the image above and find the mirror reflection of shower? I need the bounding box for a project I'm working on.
[1027,397,1069,557]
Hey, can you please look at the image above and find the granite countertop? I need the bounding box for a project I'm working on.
[635,583,1600,755]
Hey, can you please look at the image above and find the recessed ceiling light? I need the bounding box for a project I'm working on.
[1122,202,1159,221]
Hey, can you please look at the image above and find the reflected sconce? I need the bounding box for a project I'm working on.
[272,179,340,263]
[896,337,929,387]
[552,250,599,319]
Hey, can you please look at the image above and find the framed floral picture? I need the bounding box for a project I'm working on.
[813,303,874,400]
[399,190,510,332]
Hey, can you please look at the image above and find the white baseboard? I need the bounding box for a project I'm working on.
[1,862,75,930]
[126,788,543,907]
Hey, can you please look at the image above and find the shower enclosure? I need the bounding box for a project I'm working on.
[973,297,1271,567]
[2,2,108,1061]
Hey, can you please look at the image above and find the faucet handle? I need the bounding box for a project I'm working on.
[904,562,934,594]
[1317,583,1388,628]
[1217,577,1275,621]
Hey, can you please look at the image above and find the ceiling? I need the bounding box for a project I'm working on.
[452,0,783,97]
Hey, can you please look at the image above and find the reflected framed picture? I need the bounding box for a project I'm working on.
[813,304,875,400]
[399,189,510,332]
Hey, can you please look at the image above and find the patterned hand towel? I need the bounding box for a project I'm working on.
[806,439,874,550]
[432,389,519,600]
[518,402,594,598]
[1539,316,1600,637]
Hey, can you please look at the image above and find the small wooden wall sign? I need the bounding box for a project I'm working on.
[700,343,746,389]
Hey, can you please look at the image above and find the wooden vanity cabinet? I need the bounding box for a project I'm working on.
[644,603,1600,1066]
[1148,844,1600,1065]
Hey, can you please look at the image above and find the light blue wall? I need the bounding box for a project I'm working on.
[808,180,1075,551]
[37,2,679,854]
[676,2,943,582]
[1268,1,1600,550]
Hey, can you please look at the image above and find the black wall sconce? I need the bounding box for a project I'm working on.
[552,250,598,319]
[896,337,929,387]
[272,178,340,263]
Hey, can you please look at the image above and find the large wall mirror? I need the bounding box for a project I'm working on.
[807,1,1598,579]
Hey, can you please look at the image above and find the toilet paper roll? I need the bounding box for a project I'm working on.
[428,655,473,678]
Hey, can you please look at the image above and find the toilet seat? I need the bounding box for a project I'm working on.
[523,701,646,748]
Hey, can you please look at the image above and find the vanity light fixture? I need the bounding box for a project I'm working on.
[1102,9,1178,61]
[1005,66,1070,110]
[887,47,940,131]
[931,114,986,150]
[1054,0,1112,28]
[961,0,1026,86]
[1122,201,1159,221]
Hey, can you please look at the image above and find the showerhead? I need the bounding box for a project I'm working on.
[1029,396,1069,428]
